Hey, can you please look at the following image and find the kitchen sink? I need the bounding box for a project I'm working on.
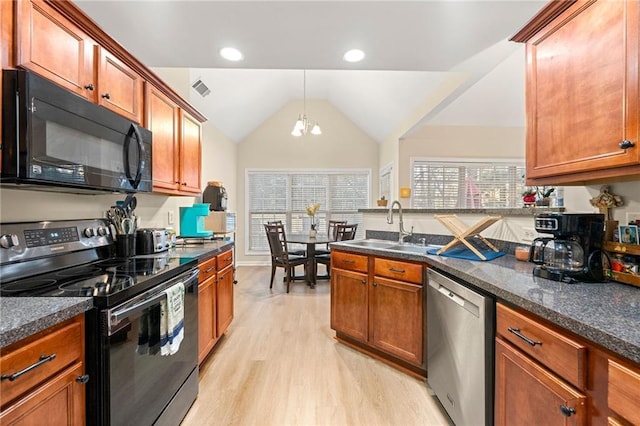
[385,244,444,253]
[345,239,396,249]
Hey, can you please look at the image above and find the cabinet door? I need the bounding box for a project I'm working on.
[96,46,143,123]
[216,265,234,337]
[495,338,587,426]
[0,363,85,425]
[17,0,94,99]
[145,83,180,192]
[179,110,202,194]
[198,275,216,365]
[369,276,423,366]
[330,268,368,343]
[608,359,640,425]
[525,0,639,182]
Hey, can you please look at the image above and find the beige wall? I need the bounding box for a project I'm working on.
[236,99,379,264]
[398,125,526,188]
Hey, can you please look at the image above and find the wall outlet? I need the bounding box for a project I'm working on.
[522,227,537,242]
[168,210,175,225]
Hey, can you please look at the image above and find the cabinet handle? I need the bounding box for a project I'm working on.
[224,256,232,262]
[342,259,355,264]
[389,267,405,273]
[373,282,378,287]
[101,93,111,99]
[84,83,94,91]
[508,327,542,346]
[182,182,187,186]
[205,266,216,274]
[174,181,181,184]
[361,279,366,285]
[76,374,90,384]
[559,405,576,417]
[619,140,635,149]
[1,354,56,381]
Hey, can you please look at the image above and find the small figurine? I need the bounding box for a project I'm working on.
[589,185,623,219]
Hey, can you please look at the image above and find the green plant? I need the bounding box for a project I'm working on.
[380,195,386,201]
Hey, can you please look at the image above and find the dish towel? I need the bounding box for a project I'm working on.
[427,246,505,261]
[160,282,185,356]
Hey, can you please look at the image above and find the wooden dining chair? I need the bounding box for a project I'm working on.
[315,220,347,256]
[315,223,358,279]
[267,220,306,256]
[264,223,308,293]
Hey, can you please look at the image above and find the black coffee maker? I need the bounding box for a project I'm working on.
[529,213,606,283]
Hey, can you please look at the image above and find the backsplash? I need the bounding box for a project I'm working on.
[0,188,195,230]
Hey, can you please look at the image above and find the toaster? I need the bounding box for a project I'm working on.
[136,228,170,254]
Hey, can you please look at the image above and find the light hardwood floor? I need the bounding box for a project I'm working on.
[182,265,452,426]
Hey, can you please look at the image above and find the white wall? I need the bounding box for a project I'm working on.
[236,99,379,264]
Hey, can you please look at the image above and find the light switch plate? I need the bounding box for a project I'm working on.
[168,211,175,225]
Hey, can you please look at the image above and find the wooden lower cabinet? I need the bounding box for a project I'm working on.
[608,359,640,425]
[198,274,217,365]
[0,315,86,425]
[216,263,234,336]
[370,276,423,366]
[0,363,85,425]
[330,250,425,376]
[330,268,368,343]
[197,248,234,365]
[495,337,587,426]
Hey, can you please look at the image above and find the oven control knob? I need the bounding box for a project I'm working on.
[84,228,96,238]
[97,226,109,236]
[0,234,19,249]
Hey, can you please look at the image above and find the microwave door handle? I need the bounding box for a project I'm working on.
[124,124,143,190]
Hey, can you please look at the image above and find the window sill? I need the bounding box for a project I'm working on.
[358,207,565,216]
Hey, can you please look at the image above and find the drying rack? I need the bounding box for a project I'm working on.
[434,214,503,260]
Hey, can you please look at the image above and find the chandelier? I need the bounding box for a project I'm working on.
[291,70,321,137]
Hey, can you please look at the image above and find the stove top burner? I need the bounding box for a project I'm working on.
[56,265,104,277]
[0,278,58,294]
[58,273,134,296]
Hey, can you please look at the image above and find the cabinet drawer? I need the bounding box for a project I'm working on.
[608,359,640,425]
[374,258,422,285]
[198,256,217,283]
[217,249,233,272]
[496,303,587,390]
[331,251,368,273]
[1,316,83,407]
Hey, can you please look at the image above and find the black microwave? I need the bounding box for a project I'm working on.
[1,70,152,193]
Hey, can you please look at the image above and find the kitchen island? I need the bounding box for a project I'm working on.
[331,239,640,364]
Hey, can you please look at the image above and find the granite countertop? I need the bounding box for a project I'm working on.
[332,240,640,365]
[0,241,234,349]
[0,297,93,348]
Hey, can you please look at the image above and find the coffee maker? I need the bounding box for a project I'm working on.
[529,213,606,283]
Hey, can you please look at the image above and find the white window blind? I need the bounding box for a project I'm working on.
[247,170,369,253]
[411,160,526,209]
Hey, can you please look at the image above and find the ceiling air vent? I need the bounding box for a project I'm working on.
[191,78,211,97]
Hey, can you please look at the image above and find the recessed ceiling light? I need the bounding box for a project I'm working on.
[343,49,365,63]
[219,47,244,62]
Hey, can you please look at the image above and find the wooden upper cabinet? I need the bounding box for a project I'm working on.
[145,83,180,192]
[179,110,202,194]
[96,46,144,123]
[515,0,640,184]
[16,0,94,99]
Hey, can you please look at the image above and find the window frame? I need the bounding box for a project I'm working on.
[245,168,371,255]
[409,157,526,209]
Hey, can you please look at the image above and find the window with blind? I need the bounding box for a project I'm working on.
[247,170,370,253]
[411,159,526,209]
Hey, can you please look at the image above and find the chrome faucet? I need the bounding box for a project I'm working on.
[387,200,413,243]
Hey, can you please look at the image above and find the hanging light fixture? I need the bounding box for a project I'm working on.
[291,70,322,137]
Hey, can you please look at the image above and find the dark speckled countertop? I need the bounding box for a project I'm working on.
[0,241,234,349]
[331,239,640,365]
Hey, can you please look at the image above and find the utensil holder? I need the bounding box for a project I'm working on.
[115,234,136,257]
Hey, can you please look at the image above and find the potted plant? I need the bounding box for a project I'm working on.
[377,196,388,207]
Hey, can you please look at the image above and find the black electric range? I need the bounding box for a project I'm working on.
[0,219,201,425]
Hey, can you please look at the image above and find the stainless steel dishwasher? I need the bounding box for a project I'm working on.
[427,269,494,426]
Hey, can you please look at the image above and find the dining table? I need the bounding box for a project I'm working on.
[286,233,331,288]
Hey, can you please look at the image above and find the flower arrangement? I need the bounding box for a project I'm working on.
[306,203,320,230]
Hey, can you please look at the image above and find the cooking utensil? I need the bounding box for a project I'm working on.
[122,194,137,216]
[120,218,134,235]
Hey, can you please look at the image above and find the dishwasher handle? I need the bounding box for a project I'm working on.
[438,285,465,307]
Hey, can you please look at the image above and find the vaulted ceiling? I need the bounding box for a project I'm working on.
[75,0,544,142]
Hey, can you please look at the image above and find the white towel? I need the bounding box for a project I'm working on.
[160,282,185,356]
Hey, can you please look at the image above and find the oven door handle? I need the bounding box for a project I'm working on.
[106,268,199,335]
